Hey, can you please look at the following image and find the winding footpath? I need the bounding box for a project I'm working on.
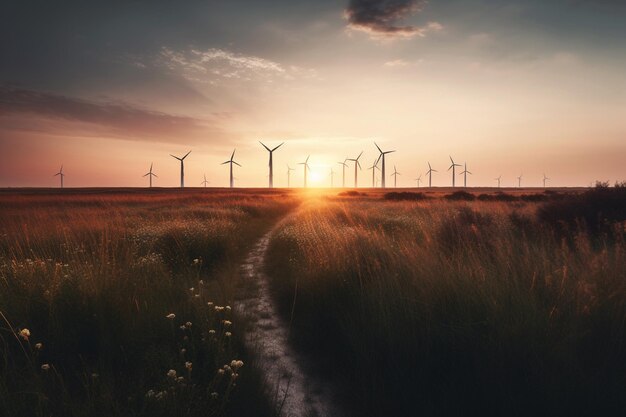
[236,228,340,417]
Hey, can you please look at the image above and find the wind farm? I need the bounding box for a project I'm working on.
[2,1,625,417]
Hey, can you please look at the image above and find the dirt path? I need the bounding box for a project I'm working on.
[236,228,340,417]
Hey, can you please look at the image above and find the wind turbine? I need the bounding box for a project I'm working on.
[347,151,363,188]
[448,156,462,187]
[495,175,502,188]
[415,174,422,188]
[517,174,523,188]
[201,174,210,188]
[143,163,157,188]
[338,158,349,188]
[287,165,295,188]
[221,149,241,188]
[459,162,472,188]
[367,159,380,187]
[374,142,395,188]
[543,173,550,188]
[260,141,284,188]
[54,165,65,188]
[170,150,191,188]
[299,156,311,188]
[391,166,401,188]
[426,162,437,188]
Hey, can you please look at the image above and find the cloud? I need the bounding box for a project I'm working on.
[345,0,442,39]
[0,85,211,142]
[155,47,317,84]
[383,58,424,68]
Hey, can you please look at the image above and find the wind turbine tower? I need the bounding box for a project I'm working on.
[391,166,401,188]
[260,141,284,188]
[459,162,472,188]
[299,156,311,188]
[54,165,65,188]
[338,158,348,188]
[221,149,241,188]
[170,150,191,188]
[374,142,395,188]
[143,163,157,188]
[426,162,437,188]
[287,165,295,188]
[448,156,461,187]
[367,159,379,187]
[201,174,210,188]
[347,151,363,188]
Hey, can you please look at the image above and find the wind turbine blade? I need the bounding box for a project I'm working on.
[153,174,158,178]
[357,151,363,160]
[450,156,454,164]
[272,142,285,151]
[170,154,181,160]
[375,154,382,166]
[182,150,192,160]
[306,155,310,163]
[374,142,382,154]
[259,141,270,151]
[357,160,362,169]
[385,150,396,154]
[150,162,153,171]
[143,173,149,177]
[468,171,472,175]
[234,161,242,167]
[221,161,230,165]
[231,149,236,160]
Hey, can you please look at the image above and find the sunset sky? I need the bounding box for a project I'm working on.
[1,0,625,188]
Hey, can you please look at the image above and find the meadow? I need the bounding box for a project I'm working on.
[1,186,625,417]
[0,189,298,417]
[266,186,626,416]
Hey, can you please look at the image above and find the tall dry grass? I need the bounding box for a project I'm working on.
[0,189,298,417]
[266,192,626,416]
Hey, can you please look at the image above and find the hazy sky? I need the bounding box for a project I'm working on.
[1,0,625,187]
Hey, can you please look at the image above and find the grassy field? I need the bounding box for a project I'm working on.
[266,186,626,416]
[0,189,298,417]
[1,186,625,417]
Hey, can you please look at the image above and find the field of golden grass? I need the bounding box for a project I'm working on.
[1,186,624,417]
[266,187,626,416]
[0,189,298,417]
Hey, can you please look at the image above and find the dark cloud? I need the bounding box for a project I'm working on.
[345,0,441,38]
[0,85,210,142]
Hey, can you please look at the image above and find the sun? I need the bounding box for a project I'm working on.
[308,170,324,185]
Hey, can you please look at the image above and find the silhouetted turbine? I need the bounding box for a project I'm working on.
[517,174,523,188]
[170,150,191,188]
[287,165,295,188]
[543,173,550,188]
[337,158,348,188]
[495,175,502,188]
[448,156,462,187]
[374,142,395,188]
[201,174,210,188]
[426,162,437,188]
[260,141,284,188]
[143,162,157,188]
[391,165,401,188]
[415,174,422,188]
[347,151,363,188]
[459,162,472,188]
[298,156,311,188]
[221,149,241,188]
[367,159,380,187]
[54,165,65,188]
